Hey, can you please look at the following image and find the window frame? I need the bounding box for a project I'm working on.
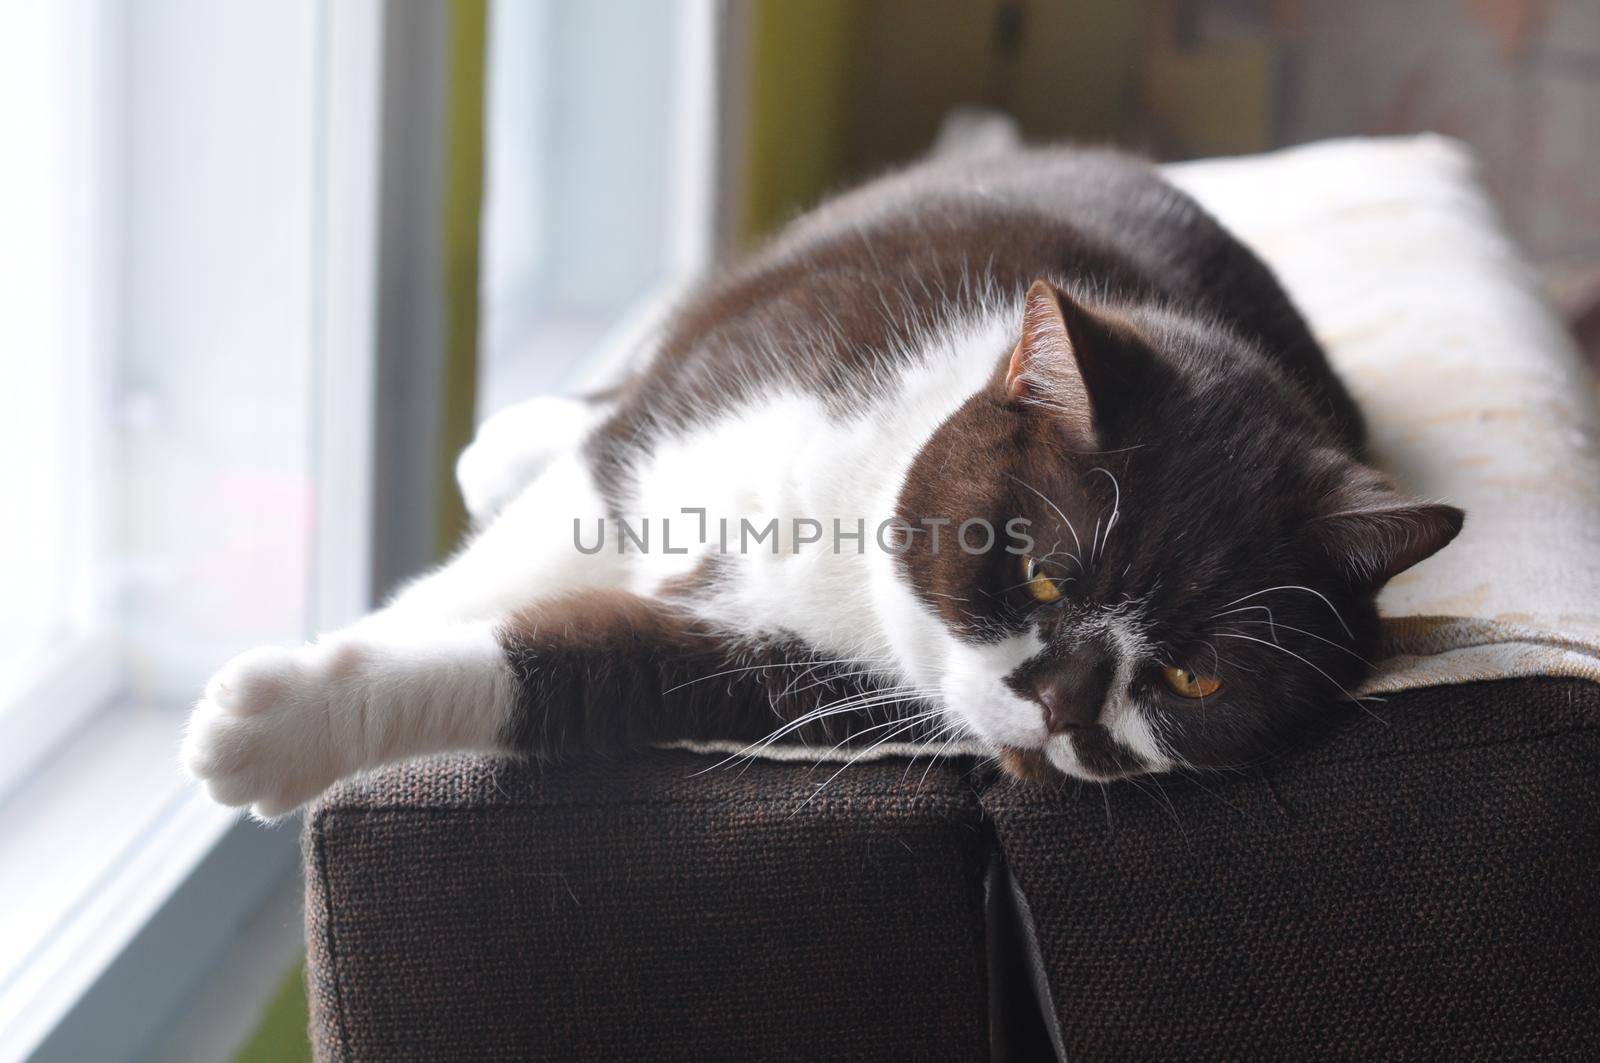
[1,1,728,1058]
[0,0,388,1055]
[0,0,121,803]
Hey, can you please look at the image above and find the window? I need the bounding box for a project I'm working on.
[0,1,720,1055]
[0,0,371,1053]
[0,0,329,794]
[478,0,718,410]
[0,0,119,799]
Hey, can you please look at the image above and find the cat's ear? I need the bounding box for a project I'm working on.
[1006,279,1102,451]
[1307,492,1465,594]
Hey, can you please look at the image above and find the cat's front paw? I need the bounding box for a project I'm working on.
[182,645,350,819]
[455,395,598,523]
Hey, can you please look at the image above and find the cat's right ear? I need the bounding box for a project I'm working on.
[1306,462,1466,594]
[1308,499,1465,595]
[1006,279,1101,451]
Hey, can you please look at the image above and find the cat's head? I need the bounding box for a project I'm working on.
[897,280,1463,781]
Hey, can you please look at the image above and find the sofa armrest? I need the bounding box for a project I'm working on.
[981,677,1600,1060]
[305,752,993,1062]
[305,680,1600,1059]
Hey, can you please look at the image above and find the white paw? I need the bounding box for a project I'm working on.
[182,644,355,819]
[456,396,600,524]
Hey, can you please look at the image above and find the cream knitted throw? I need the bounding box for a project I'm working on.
[1169,135,1600,695]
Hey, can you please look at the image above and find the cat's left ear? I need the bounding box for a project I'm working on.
[1005,279,1105,451]
[1307,495,1465,594]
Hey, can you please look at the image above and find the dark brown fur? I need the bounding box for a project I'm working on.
[585,150,1363,507]
[499,592,900,757]
[500,147,1461,781]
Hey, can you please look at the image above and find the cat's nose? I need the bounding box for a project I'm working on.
[1035,647,1114,734]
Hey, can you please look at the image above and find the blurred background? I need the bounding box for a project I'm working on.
[0,1,1594,1059]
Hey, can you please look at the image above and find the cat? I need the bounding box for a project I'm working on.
[184,146,1463,817]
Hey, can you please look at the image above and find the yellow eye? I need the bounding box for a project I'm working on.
[1022,555,1063,602]
[1161,664,1222,699]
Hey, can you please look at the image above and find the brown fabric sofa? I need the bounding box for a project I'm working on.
[304,753,994,1061]
[305,677,1600,1060]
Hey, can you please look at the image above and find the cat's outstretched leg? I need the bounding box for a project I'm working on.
[183,620,511,816]
[455,395,609,525]
[185,449,619,815]
[183,590,874,818]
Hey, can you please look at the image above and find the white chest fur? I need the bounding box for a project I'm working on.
[621,303,1021,679]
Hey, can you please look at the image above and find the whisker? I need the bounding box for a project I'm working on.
[1213,585,1354,640]
[1214,631,1384,723]
[1205,643,1262,678]
[691,706,869,775]
[1209,604,1279,643]
[1128,774,1187,842]
[991,575,1077,597]
[917,727,969,788]
[780,665,898,701]
[1008,473,1083,566]
[899,721,950,783]
[728,696,938,779]
[899,716,962,780]
[1036,550,1085,573]
[1226,619,1375,667]
[1174,769,1255,818]
[814,704,942,762]
[790,709,945,815]
[691,687,940,775]
[1087,466,1121,558]
[662,656,882,695]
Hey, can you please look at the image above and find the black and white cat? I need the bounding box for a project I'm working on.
[184,147,1463,816]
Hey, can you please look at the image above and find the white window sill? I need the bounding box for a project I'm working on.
[0,705,298,1061]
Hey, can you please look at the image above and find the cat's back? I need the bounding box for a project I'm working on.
[773,146,1359,437]
[772,147,1199,265]
[587,146,1361,499]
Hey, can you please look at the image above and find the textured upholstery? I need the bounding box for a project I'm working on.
[305,753,992,1062]
[306,679,1600,1059]
[983,677,1600,1060]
